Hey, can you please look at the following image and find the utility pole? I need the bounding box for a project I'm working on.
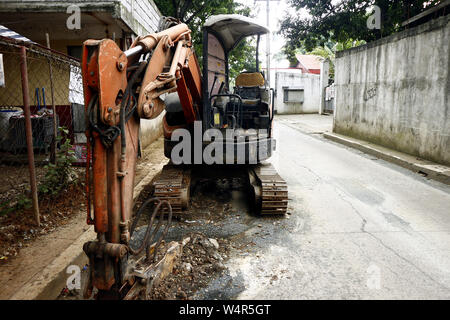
[255,0,279,88]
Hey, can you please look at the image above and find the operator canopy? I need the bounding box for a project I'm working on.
[204,14,270,52]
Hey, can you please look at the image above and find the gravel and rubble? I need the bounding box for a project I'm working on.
[58,164,283,300]
[58,232,231,300]
[149,233,230,300]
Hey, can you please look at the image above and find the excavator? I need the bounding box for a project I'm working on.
[81,15,288,299]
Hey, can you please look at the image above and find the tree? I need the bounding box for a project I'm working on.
[280,38,366,79]
[310,39,366,79]
[156,0,257,80]
[279,0,442,52]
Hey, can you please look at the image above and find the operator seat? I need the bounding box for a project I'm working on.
[235,72,267,106]
[235,72,265,88]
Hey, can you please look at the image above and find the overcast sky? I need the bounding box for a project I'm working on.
[236,0,310,68]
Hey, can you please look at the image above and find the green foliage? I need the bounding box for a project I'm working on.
[156,0,256,79]
[39,127,78,198]
[229,37,257,81]
[279,0,442,52]
[309,39,366,79]
[280,38,366,79]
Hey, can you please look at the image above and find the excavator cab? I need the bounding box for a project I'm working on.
[158,15,286,216]
[164,14,275,163]
[203,15,272,130]
[202,15,275,163]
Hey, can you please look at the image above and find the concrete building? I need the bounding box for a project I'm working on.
[295,54,323,75]
[274,59,329,114]
[0,0,161,56]
[275,70,320,114]
[334,14,449,165]
[0,0,164,148]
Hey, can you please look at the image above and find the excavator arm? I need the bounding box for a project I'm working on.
[81,20,201,298]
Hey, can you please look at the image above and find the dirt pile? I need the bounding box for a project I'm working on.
[149,232,230,300]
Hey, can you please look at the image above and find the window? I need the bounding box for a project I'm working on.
[283,87,304,103]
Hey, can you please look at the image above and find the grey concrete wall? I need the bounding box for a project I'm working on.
[319,60,330,114]
[119,0,161,36]
[118,0,164,148]
[334,15,450,166]
[275,70,321,114]
[140,112,164,148]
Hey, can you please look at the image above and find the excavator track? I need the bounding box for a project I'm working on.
[249,163,288,215]
[153,164,191,216]
[154,163,287,216]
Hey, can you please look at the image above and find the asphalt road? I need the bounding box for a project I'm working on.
[221,119,450,300]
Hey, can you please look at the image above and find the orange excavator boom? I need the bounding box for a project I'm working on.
[81,20,201,298]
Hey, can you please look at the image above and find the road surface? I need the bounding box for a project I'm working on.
[218,118,450,300]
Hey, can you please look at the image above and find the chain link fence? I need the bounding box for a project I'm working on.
[0,39,87,258]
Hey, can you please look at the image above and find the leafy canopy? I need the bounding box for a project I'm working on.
[279,0,442,54]
[156,0,257,80]
[319,39,366,78]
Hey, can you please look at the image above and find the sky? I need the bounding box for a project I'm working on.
[235,0,311,71]
[237,0,291,68]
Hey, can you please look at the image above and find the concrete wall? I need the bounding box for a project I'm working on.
[140,112,164,148]
[119,0,161,36]
[334,15,450,166]
[319,60,330,114]
[275,70,321,114]
[118,0,163,148]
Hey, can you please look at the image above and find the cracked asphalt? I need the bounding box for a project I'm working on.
[206,118,450,300]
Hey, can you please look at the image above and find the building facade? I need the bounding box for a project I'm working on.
[0,0,164,148]
[0,0,161,56]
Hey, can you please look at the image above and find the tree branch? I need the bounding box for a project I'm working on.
[185,2,208,24]
[180,0,194,21]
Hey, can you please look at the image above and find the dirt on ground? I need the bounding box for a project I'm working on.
[130,168,250,300]
[0,137,167,263]
[3,136,257,300]
[0,174,85,263]
[58,232,231,300]
[0,136,171,299]
[58,164,248,301]
[149,232,230,300]
[0,164,46,213]
[134,167,250,222]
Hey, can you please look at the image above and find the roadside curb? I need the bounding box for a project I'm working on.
[9,166,163,300]
[10,227,95,300]
[323,132,450,186]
